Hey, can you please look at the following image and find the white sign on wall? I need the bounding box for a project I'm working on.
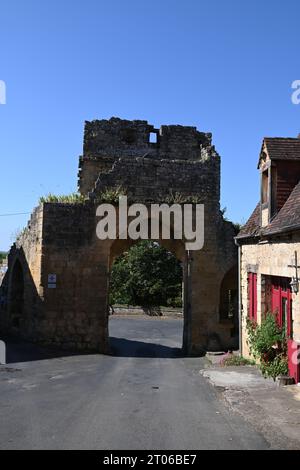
[48,274,57,283]
[48,274,57,288]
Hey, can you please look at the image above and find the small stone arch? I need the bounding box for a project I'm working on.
[219,264,238,324]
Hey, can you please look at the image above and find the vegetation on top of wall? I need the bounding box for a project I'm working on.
[232,222,243,234]
[17,227,27,240]
[221,207,244,234]
[94,188,203,205]
[95,186,127,204]
[10,227,27,243]
[164,190,202,204]
[39,192,87,204]
[221,206,227,217]
[246,313,289,380]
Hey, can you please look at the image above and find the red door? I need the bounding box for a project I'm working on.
[271,277,292,336]
[271,277,299,382]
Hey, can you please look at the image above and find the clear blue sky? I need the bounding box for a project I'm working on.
[0,0,299,251]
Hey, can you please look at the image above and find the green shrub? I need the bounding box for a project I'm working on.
[166,295,183,308]
[246,313,288,380]
[259,354,288,379]
[109,241,182,307]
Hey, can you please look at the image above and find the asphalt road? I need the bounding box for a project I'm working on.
[0,316,269,450]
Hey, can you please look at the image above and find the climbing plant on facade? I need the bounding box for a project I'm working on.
[246,313,288,380]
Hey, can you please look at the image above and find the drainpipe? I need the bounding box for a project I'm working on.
[183,250,192,355]
[235,239,242,354]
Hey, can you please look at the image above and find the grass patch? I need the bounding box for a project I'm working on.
[39,192,87,204]
[164,190,202,204]
[220,354,255,367]
[95,186,127,204]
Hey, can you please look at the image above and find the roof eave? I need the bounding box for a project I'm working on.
[235,233,260,244]
[236,222,300,243]
[261,223,300,238]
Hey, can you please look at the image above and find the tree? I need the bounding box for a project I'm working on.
[0,252,7,263]
[109,241,182,308]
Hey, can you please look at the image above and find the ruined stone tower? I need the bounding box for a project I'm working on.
[0,117,238,355]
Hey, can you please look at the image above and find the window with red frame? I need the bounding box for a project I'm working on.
[248,272,257,322]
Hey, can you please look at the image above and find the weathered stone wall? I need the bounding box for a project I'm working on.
[82,117,211,160]
[39,202,110,351]
[1,117,238,354]
[92,157,220,205]
[78,117,214,196]
[110,306,183,316]
[36,201,236,353]
[188,216,238,352]
[0,206,43,338]
[240,235,300,357]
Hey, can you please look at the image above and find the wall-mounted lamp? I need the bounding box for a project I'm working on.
[288,251,300,294]
[290,276,299,294]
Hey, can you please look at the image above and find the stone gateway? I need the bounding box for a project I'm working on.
[0,117,237,355]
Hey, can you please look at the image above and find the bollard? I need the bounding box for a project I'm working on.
[0,340,6,365]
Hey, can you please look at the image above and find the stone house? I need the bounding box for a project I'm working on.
[236,135,300,383]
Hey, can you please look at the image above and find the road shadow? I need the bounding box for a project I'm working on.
[109,336,183,358]
[2,335,183,363]
[2,335,79,364]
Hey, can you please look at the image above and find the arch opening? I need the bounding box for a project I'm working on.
[219,264,239,348]
[107,239,187,357]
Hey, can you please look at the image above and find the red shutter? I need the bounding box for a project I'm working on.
[271,283,281,323]
[248,273,253,319]
[253,273,257,322]
[248,272,257,322]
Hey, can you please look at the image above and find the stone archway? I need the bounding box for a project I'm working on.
[2,117,238,355]
[219,265,238,321]
[107,237,188,353]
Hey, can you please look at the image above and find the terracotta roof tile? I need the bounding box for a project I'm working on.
[236,203,260,239]
[264,137,300,161]
[237,181,300,240]
[263,180,300,234]
[238,136,300,241]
